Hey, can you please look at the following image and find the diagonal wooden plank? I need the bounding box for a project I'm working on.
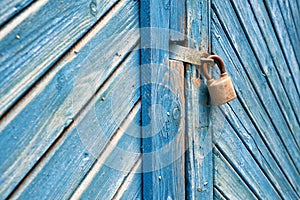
[287,0,300,40]
[219,101,299,199]
[229,0,300,149]
[212,0,300,170]
[213,187,227,200]
[211,17,300,194]
[0,1,139,197]
[9,51,141,200]
[212,116,281,199]
[0,0,34,27]
[0,0,119,117]
[213,148,258,200]
[70,103,142,200]
[276,0,300,66]
[261,0,300,93]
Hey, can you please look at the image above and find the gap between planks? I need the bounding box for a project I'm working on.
[70,101,141,200]
[6,46,140,199]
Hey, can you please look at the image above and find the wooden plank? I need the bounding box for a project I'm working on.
[70,103,141,200]
[0,0,33,26]
[9,51,141,199]
[288,0,300,39]
[113,160,142,200]
[185,0,213,199]
[211,18,300,194]
[213,187,227,200]
[141,1,185,199]
[212,1,300,170]
[0,1,140,197]
[246,0,300,123]
[219,102,299,199]
[212,118,281,199]
[260,0,300,93]
[170,0,185,41]
[229,0,300,150]
[213,148,258,200]
[277,0,300,65]
[0,0,119,117]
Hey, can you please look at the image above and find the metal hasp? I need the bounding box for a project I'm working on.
[203,55,237,105]
[169,44,213,66]
[169,44,236,106]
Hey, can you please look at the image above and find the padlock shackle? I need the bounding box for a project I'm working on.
[203,55,226,80]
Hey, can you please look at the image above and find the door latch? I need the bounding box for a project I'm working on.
[169,44,214,66]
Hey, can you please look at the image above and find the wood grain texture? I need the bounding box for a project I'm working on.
[247,0,300,123]
[141,0,185,199]
[219,102,299,199]
[0,1,139,198]
[229,0,300,150]
[170,0,185,41]
[213,148,258,200]
[213,187,227,200]
[0,0,33,26]
[277,0,300,66]
[261,0,300,93]
[185,0,213,199]
[212,10,300,197]
[70,103,142,200]
[9,51,141,200]
[212,0,300,171]
[114,159,142,200]
[0,0,118,117]
[287,0,300,40]
[212,116,281,199]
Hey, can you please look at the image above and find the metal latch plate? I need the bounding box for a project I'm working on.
[169,44,211,66]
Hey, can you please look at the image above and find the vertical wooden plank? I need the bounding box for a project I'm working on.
[185,0,212,199]
[170,0,186,41]
[141,1,185,199]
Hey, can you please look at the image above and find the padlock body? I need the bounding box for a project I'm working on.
[207,73,237,105]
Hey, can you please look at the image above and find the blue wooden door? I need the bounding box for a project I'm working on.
[211,0,300,199]
[1,0,299,199]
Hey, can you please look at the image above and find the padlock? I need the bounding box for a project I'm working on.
[203,55,237,105]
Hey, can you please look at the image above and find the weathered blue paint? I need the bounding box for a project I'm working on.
[10,51,141,199]
[185,0,213,199]
[0,0,34,26]
[1,0,299,199]
[212,0,300,170]
[213,148,258,200]
[211,16,300,196]
[0,0,140,199]
[0,0,119,117]
[211,0,300,198]
[263,0,300,93]
[141,0,185,199]
[170,0,185,41]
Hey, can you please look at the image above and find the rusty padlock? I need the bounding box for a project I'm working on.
[203,55,237,105]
